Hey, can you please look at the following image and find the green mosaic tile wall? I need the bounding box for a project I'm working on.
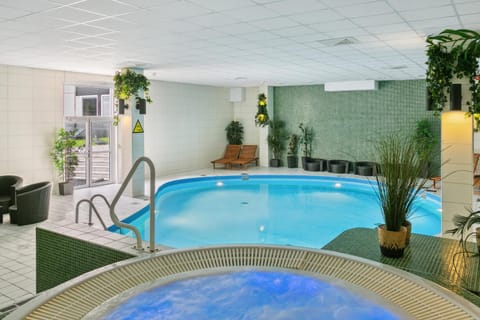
[274,80,441,174]
[36,228,135,293]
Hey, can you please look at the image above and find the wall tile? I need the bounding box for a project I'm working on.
[274,80,440,172]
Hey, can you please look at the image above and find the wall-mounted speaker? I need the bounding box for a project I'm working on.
[450,83,462,110]
[426,88,433,111]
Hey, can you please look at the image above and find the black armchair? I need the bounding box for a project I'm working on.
[9,181,52,226]
[0,175,23,223]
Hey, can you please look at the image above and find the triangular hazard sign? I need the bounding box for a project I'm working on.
[133,120,144,133]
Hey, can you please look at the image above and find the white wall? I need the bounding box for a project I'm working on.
[232,87,260,146]
[0,64,111,188]
[144,81,233,176]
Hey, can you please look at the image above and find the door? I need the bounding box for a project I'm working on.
[65,118,114,188]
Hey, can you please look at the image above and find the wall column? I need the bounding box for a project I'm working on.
[117,68,145,197]
[441,111,473,234]
[257,85,272,167]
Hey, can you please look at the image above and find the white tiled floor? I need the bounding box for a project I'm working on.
[0,167,268,315]
[0,167,441,317]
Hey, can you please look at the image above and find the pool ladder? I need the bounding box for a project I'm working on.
[75,194,110,230]
[75,157,156,252]
[110,156,156,252]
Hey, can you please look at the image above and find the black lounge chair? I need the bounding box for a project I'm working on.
[9,181,52,226]
[0,175,23,223]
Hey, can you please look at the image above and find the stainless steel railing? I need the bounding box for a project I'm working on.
[110,156,156,252]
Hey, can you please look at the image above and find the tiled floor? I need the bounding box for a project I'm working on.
[0,167,265,315]
[0,167,441,317]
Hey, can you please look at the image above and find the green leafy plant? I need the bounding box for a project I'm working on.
[414,119,436,161]
[50,128,78,183]
[446,209,480,252]
[298,123,314,158]
[255,93,269,127]
[267,120,288,160]
[225,121,244,145]
[113,68,153,104]
[287,134,299,156]
[374,134,428,231]
[426,29,480,114]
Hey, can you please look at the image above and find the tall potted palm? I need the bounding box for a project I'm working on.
[287,134,299,168]
[374,134,428,258]
[267,120,287,167]
[298,123,314,169]
[50,128,78,195]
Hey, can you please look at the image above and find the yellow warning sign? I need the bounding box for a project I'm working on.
[133,120,144,133]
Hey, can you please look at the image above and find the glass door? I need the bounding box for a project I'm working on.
[90,119,112,186]
[65,118,114,188]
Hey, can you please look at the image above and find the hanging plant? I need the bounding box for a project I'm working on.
[113,68,153,104]
[255,93,270,127]
[425,42,454,113]
[426,29,480,114]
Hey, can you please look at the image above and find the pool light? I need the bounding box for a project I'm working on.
[216,181,224,187]
[334,183,342,188]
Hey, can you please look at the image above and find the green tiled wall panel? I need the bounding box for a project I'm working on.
[274,80,440,173]
[36,228,135,293]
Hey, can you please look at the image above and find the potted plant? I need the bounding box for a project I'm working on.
[225,121,244,145]
[446,209,480,254]
[373,134,428,258]
[413,119,436,177]
[287,134,299,168]
[267,120,287,167]
[298,123,314,169]
[255,93,270,127]
[50,128,78,195]
[113,68,153,115]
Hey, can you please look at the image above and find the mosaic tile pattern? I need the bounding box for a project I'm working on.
[36,228,135,293]
[274,80,441,175]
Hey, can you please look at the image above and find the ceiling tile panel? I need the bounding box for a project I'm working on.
[0,0,476,86]
[264,0,326,15]
[188,0,257,12]
[455,2,480,15]
[290,9,344,24]
[188,13,240,27]
[0,0,60,12]
[72,0,138,16]
[0,5,31,19]
[387,0,451,11]
[42,6,105,23]
[400,5,456,21]
[335,1,394,18]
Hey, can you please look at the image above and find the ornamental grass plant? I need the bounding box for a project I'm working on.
[374,134,429,232]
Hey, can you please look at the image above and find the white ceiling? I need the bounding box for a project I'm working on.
[0,0,478,87]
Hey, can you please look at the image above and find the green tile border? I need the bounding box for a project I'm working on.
[36,228,135,293]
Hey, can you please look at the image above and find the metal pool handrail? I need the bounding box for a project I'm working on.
[75,199,107,230]
[110,156,156,252]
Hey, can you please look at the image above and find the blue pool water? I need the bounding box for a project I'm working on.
[100,270,401,320]
[112,175,441,248]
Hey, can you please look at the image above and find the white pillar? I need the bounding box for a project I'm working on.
[257,85,273,167]
[441,111,473,235]
[118,68,145,197]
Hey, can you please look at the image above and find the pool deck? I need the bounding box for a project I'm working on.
[0,167,449,317]
[323,228,480,307]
